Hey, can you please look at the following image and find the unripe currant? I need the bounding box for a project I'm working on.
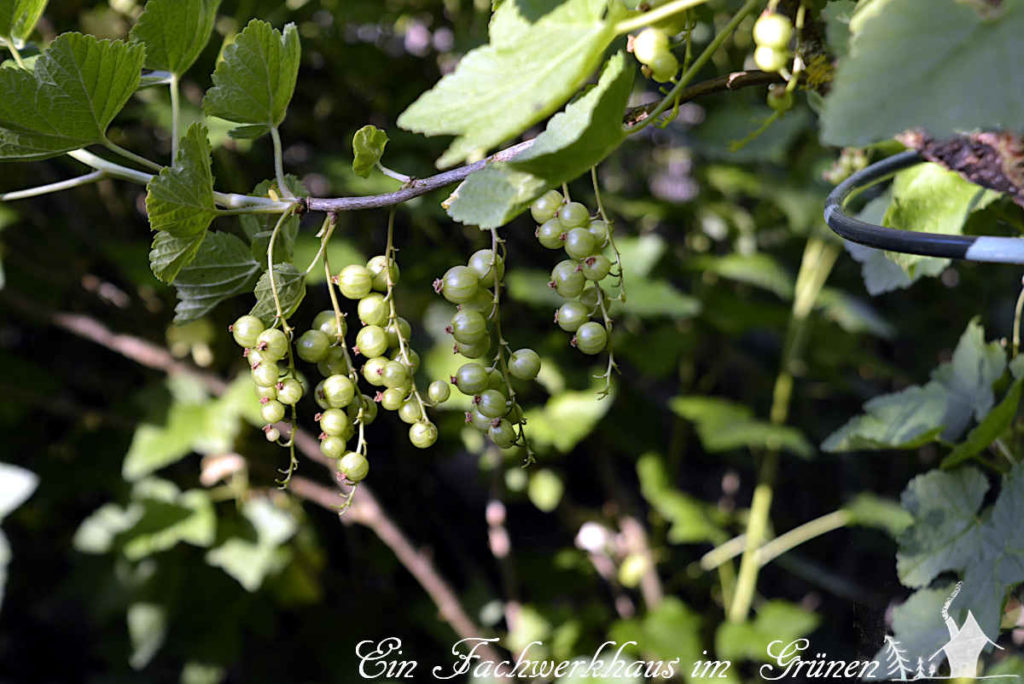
[366,254,399,291]
[530,189,563,224]
[509,349,541,381]
[296,329,330,363]
[337,264,374,299]
[231,315,265,348]
[339,451,369,482]
[409,421,438,449]
[573,322,609,355]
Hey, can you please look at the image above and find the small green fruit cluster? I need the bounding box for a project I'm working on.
[631,27,678,83]
[435,249,506,358]
[452,352,539,449]
[531,190,612,356]
[752,12,793,73]
[230,315,304,441]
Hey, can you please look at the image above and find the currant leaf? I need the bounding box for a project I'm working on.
[0,33,145,160]
[249,263,306,325]
[149,230,206,284]
[0,0,47,43]
[670,396,813,459]
[352,125,389,178]
[129,0,221,75]
[202,19,300,139]
[172,232,261,323]
[145,123,217,241]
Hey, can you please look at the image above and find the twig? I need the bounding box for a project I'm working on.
[2,292,498,660]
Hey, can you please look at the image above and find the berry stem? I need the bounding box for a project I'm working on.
[626,0,760,135]
[0,37,28,69]
[590,166,627,303]
[270,127,293,199]
[594,285,619,399]
[102,138,164,173]
[266,208,297,335]
[305,214,336,276]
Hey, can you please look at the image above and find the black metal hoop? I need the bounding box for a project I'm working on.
[823,150,1024,264]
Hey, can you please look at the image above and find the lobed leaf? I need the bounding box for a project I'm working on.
[249,263,306,326]
[0,32,145,160]
[202,19,300,139]
[171,232,261,323]
[398,0,621,169]
[130,0,221,75]
[0,0,47,43]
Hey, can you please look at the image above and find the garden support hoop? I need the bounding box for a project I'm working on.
[823,150,1024,265]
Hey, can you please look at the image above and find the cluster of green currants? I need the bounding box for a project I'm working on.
[231,315,304,443]
[631,27,678,83]
[434,249,541,449]
[531,190,612,356]
[752,11,793,74]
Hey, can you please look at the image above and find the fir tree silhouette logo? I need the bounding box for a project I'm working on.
[883,583,1018,681]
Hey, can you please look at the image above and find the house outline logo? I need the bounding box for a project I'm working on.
[882,583,1018,681]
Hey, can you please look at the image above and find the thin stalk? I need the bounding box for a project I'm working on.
[266,209,297,334]
[169,74,182,161]
[591,166,626,302]
[305,216,336,276]
[728,237,839,623]
[377,163,413,184]
[270,127,292,198]
[103,139,164,173]
[614,0,711,35]
[593,285,619,398]
[67,149,154,185]
[1,38,27,69]
[1,171,105,202]
[755,510,851,567]
[627,0,760,135]
[1012,278,1024,357]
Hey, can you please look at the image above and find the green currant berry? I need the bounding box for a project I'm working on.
[337,264,374,299]
[385,317,412,348]
[314,380,330,409]
[454,363,489,395]
[256,384,277,400]
[754,45,789,73]
[276,378,304,405]
[317,347,350,377]
[339,451,369,482]
[231,315,265,348]
[466,407,493,431]
[536,219,566,250]
[476,389,508,419]
[530,189,563,224]
[648,51,679,82]
[252,361,280,387]
[564,228,598,260]
[506,403,525,424]
[556,301,590,332]
[261,399,286,424]
[381,360,410,389]
[455,336,490,359]
[550,260,586,298]
[353,395,378,425]
[256,328,289,361]
[449,309,488,345]
[355,325,388,358]
[394,347,420,373]
[581,254,612,281]
[362,356,389,386]
[753,13,793,50]
[509,349,541,381]
[321,436,346,459]
[380,387,407,411]
[489,419,517,448]
[313,310,347,339]
[398,398,423,424]
[767,84,794,112]
[436,266,480,304]
[409,421,438,449]
[296,329,330,363]
[263,425,281,442]
[588,220,610,245]
[428,380,451,404]
[486,368,504,392]
[467,249,505,288]
[633,27,669,65]
[579,286,599,310]
[573,322,608,355]
[366,254,399,291]
[319,408,350,436]
[558,202,590,229]
[358,294,390,327]
[323,374,356,408]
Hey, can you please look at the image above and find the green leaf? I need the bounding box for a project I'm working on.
[821,0,1024,145]
[121,484,215,560]
[128,602,167,670]
[129,0,221,75]
[146,122,217,240]
[397,0,620,168]
[716,601,820,663]
[249,263,306,326]
[172,232,261,323]
[867,585,959,681]
[0,33,145,160]
[149,230,206,284]
[609,598,702,669]
[0,0,46,42]
[636,453,725,544]
[881,163,998,279]
[351,125,389,178]
[844,493,913,537]
[687,253,795,299]
[202,19,300,139]
[445,51,633,227]
[896,463,1024,639]
[943,377,1023,468]
[670,396,813,458]
[523,385,614,453]
[206,498,296,591]
[528,470,564,512]
[824,319,1006,451]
